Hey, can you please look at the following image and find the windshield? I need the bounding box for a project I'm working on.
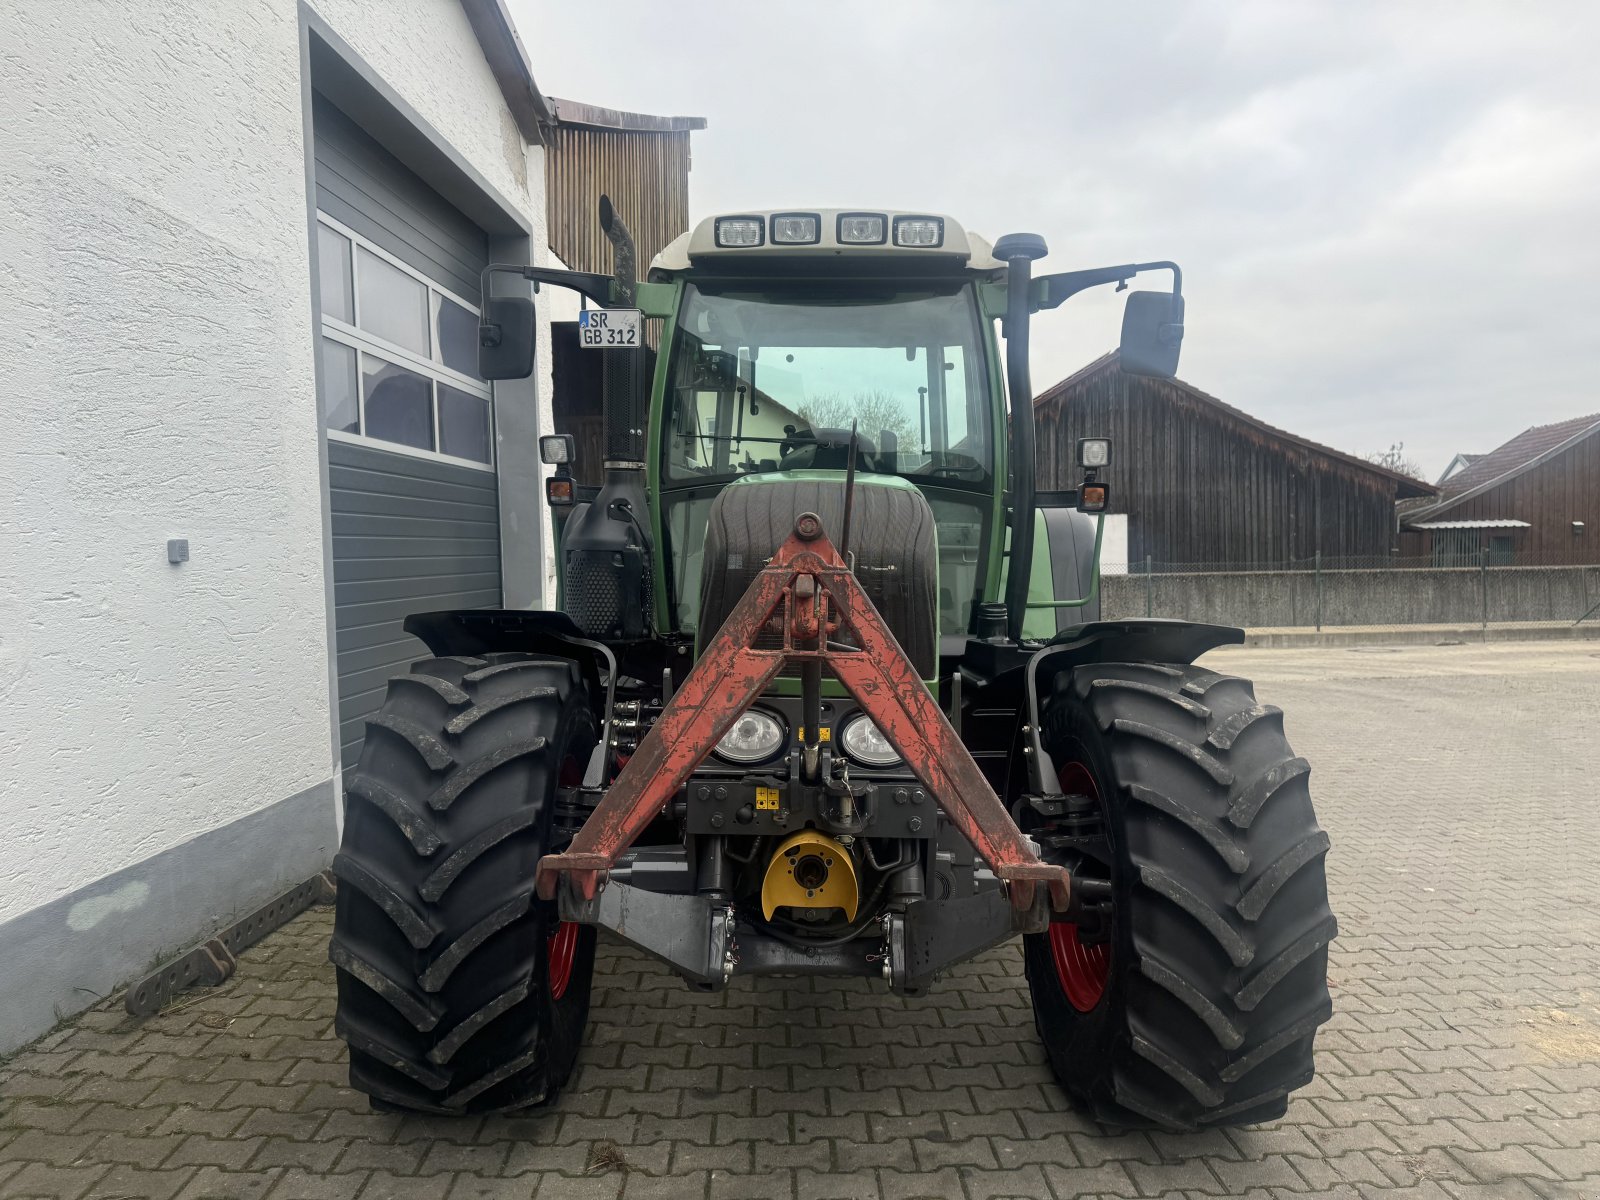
[662,283,992,486]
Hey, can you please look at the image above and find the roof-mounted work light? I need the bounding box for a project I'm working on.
[714,216,764,247]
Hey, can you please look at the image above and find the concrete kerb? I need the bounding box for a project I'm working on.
[1241,622,1600,648]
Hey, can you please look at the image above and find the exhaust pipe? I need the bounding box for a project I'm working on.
[598,195,636,305]
[597,196,646,470]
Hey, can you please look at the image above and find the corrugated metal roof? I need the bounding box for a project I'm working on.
[1410,519,1532,530]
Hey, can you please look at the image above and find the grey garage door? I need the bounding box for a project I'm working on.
[312,93,501,771]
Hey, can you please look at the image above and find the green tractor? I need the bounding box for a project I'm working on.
[329,202,1336,1129]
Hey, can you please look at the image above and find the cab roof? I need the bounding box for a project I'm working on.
[648,209,1002,277]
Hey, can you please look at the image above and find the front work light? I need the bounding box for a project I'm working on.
[893,216,944,247]
[1077,437,1111,468]
[714,709,786,764]
[771,214,820,244]
[839,716,902,767]
[837,213,886,244]
[540,433,574,465]
[715,216,764,247]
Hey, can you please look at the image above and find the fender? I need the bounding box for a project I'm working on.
[960,619,1242,804]
[1020,618,1243,796]
[403,609,617,769]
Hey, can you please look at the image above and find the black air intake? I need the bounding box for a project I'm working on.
[560,197,654,639]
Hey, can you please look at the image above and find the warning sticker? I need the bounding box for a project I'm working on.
[797,727,832,743]
[755,787,781,811]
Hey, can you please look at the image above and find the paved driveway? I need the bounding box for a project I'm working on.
[2,641,1598,1199]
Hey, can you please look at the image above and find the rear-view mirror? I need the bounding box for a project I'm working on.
[479,296,535,380]
[1119,290,1184,379]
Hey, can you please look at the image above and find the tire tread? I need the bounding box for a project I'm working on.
[330,655,595,1114]
[1026,661,1336,1130]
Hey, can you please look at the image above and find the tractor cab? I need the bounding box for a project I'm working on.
[646,211,1006,647]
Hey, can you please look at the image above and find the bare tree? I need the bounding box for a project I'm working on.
[797,390,919,451]
[1364,441,1426,480]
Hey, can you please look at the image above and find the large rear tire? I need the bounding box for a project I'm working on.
[1023,661,1336,1129]
[330,653,598,1114]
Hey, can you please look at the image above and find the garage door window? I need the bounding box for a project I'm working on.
[315,214,493,468]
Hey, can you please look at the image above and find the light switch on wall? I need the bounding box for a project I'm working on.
[167,539,189,564]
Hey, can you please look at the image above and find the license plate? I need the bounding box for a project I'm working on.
[579,308,641,349]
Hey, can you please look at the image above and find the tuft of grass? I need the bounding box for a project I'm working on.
[585,1139,627,1174]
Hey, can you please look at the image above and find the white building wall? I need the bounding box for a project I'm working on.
[0,2,333,925]
[0,0,550,1046]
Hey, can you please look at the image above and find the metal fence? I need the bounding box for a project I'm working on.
[1101,554,1600,631]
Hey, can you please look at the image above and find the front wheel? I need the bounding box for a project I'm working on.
[330,652,599,1114]
[1023,661,1337,1129]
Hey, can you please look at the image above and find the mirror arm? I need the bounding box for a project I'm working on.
[1033,260,1183,310]
[480,262,615,310]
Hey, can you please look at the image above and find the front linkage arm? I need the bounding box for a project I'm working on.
[536,512,1071,914]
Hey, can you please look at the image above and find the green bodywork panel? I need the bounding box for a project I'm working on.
[1022,511,1060,643]
[635,282,677,318]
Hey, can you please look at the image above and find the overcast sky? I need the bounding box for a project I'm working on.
[516,1,1600,478]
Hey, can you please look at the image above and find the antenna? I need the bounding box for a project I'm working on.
[839,420,860,567]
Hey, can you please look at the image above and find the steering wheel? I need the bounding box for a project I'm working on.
[779,427,879,471]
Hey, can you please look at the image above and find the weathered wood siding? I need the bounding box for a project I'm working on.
[1400,429,1600,565]
[1036,364,1408,566]
[545,124,693,276]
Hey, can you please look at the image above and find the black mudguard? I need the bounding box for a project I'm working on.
[1021,618,1244,795]
[404,609,614,723]
[957,619,1243,805]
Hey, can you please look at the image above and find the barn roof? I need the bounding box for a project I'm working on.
[1401,411,1600,526]
[1036,351,1438,500]
[458,2,707,145]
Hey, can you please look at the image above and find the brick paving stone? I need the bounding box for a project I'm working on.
[170,1165,280,1199]
[352,1170,459,1199]
[82,1164,199,1200]
[707,1167,792,1200]
[262,1169,372,1199]
[444,1176,538,1200]
[0,643,1597,1199]
[4,1160,111,1199]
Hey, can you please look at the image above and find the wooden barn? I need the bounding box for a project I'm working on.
[1034,352,1436,567]
[1399,412,1600,566]
[545,99,706,483]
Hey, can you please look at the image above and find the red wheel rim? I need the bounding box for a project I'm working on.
[548,920,580,1001]
[1048,760,1110,1012]
[547,751,585,1002]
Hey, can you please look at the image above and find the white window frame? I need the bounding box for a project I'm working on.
[316,213,495,473]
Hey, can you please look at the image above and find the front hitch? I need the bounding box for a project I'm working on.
[536,512,1071,915]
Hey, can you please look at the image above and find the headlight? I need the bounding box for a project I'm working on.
[714,710,786,763]
[840,715,902,767]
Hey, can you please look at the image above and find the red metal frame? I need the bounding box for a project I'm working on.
[537,513,1069,912]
